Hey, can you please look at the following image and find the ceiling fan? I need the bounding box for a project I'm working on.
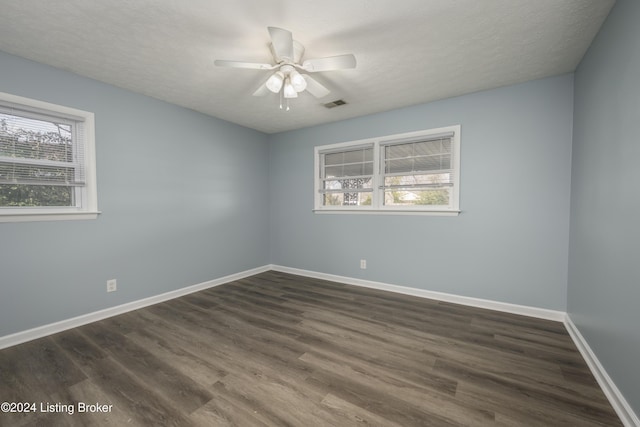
[214,27,356,108]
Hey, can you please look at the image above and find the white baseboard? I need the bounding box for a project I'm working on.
[564,316,639,427]
[0,265,271,350]
[270,265,566,322]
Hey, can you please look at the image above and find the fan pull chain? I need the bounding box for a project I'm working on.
[278,90,291,111]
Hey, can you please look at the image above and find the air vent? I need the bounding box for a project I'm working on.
[323,99,347,109]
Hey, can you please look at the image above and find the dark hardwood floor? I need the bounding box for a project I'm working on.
[0,271,622,426]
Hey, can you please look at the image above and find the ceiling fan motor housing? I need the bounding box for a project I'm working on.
[270,40,305,64]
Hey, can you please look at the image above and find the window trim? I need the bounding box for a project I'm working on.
[0,91,99,223]
[314,125,461,215]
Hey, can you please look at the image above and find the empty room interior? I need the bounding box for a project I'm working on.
[0,0,638,426]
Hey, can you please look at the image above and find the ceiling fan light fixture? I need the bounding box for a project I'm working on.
[283,78,298,98]
[290,70,307,92]
[216,27,356,106]
[266,71,284,93]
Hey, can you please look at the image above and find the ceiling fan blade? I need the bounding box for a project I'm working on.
[268,27,294,62]
[301,54,356,72]
[214,60,275,70]
[303,75,330,98]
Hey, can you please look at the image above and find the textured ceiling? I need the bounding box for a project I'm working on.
[0,0,614,134]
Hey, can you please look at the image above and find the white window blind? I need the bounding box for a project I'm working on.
[0,91,97,221]
[381,132,454,208]
[319,145,374,207]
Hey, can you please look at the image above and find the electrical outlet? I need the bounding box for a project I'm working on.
[106,279,117,293]
[360,259,367,269]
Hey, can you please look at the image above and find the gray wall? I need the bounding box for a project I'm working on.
[0,51,270,337]
[269,74,574,310]
[568,0,640,414]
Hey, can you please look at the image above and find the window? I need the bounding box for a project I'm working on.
[320,145,374,207]
[0,92,98,222]
[314,125,460,215]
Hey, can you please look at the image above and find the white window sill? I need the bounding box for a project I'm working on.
[313,209,460,216]
[0,211,101,223]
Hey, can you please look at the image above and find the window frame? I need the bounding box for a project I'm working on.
[0,91,99,223]
[314,125,461,215]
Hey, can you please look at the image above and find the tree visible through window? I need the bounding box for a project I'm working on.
[0,115,76,206]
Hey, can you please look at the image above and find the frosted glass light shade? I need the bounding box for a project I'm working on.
[283,78,298,98]
[290,70,307,92]
[266,72,284,93]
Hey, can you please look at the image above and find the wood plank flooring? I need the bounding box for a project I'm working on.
[0,271,622,426]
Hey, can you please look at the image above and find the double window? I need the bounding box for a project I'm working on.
[314,125,460,215]
[0,92,98,222]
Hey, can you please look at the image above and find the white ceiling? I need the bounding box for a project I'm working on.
[0,0,614,134]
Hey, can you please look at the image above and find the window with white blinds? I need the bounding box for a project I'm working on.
[0,91,98,222]
[319,145,374,206]
[314,125,460,214]
[381,132,454,209]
